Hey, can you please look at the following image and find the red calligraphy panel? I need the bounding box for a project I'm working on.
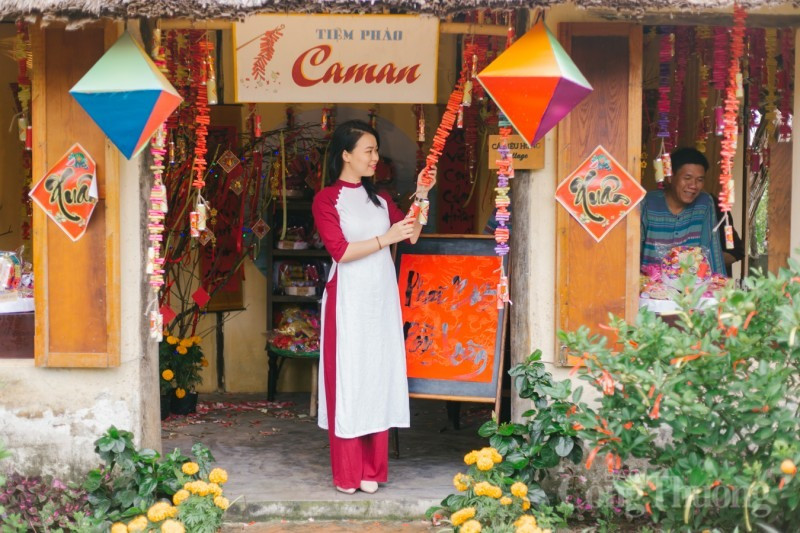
[398,254,502,383]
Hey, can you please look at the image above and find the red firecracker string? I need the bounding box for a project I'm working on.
[717,5,747,216]
[191,35,211,191]
[695,27,711,152]
[410,53,469,196]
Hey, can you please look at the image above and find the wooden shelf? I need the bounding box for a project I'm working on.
[272,295,321,303]
[272,249,329,257]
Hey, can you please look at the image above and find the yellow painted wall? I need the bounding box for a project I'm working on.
[0,23,27,253]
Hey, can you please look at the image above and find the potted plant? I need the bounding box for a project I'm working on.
[159,334,208,415]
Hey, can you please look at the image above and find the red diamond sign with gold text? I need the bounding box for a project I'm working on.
[29,143,98,242]
[555,145,645,242]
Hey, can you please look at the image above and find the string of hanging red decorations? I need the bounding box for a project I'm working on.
[695,27,711,153]
[494,115,512,310]
[493,13,516,309]
[189,35,213,240]
[717,4,747,251]
[653,27,673,185]
[14,21,32,241]
[406,52,469,221]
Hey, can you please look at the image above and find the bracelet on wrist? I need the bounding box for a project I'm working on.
[375,236,382,250]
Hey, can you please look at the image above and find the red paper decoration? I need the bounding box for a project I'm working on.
[717,5,747,218]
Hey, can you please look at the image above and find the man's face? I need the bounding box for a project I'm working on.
[668,163,705,207]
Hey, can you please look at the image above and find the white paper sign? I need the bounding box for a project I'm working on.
[234,15,439,103]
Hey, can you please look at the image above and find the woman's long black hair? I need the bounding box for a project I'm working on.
[326,119,382,207]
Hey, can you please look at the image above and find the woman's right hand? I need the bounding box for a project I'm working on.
[382,218,416,245]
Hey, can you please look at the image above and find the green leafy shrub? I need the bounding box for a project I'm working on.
[478,350,584,499]
[427,445,573,532]
[427,352,582,532]
[84,425,229,532]
[561,260,800,531]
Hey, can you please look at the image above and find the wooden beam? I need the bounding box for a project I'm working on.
[157,18,509,36]
[439,22,508,36]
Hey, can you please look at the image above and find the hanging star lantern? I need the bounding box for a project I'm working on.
[69,32,183,159]
[476,21,592,147]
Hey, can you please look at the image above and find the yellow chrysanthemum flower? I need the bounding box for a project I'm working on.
[482,447,503,463]
[500,496,512,506]
[453,473,469,492]
[515,525,541,533]
[521,497,531,511]
[510,482,528,498]
[126,516,148,532]
[161,519,185,533]
[460,519,482,533]
[473,481,500,498]
[473,481,489,496]
[175,388,186,399]
[209,467,228,484]
[450,507,476,527]
[214,496,230,510]
[176,345,188,355]
[147,501,175,523]
[181,462,200,476]
[111,523,128,533]
[172,489,190,505]
[166,336,178,345]
[208,482,223,497]
[192,336,202,344]
[180,338,193,348]
[514,515,537,528]
[476,456,494,471]
[464,451,478,465]
[161,369,174,381]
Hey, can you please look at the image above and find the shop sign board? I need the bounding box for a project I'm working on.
[555,145,645,242]
[234,15,439,103]
[29,143,98,242]
[488,135,544,170]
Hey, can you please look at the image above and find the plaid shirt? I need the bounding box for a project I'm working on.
[640,189,726,275]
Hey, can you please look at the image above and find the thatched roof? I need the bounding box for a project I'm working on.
[0,0,795,20]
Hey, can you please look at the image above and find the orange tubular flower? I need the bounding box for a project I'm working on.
[623,421,633,430]
[599,370,615,396]
[645,502,652,515]
[649,394,663,420]
[585,446,600,470]
[743,311,757,329]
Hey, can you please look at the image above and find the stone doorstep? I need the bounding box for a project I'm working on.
[225,498,440,522]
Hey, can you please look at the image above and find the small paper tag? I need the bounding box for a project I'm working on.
[217,150,241,173]
[252,219,270,239]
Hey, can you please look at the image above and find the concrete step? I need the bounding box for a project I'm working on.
[226,498,438,522]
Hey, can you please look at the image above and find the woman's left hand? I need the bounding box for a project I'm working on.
[415,165,437,198]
